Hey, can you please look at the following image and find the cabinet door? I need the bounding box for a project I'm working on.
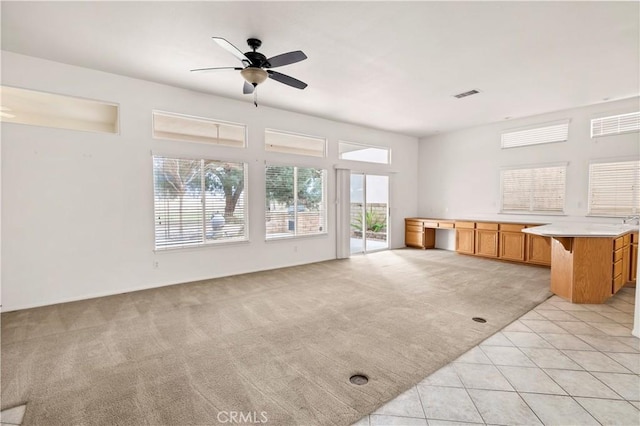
[526,234,551,266]
[622,245,630,287]
[456,229,475,254]
[405,231,424,248]
[475,230,498,257]
[630,243,637,283]
[500,232,526,261]
[424,228,436,249]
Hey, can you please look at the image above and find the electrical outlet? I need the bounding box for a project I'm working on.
[153,261,159,269]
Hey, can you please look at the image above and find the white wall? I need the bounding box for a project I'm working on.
[1,51,419,311]
[418,97,640,250]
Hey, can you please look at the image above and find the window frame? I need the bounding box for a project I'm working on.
[338,140,391,165]
[500,119,570,149]
[587,157,640,218]
[264,163,328,240]
[0,85,120,134]
[590,111,640,138]
[152,110,247,148]
[152,154,249,251]
[264,128,327,158]
[499,162,568,215]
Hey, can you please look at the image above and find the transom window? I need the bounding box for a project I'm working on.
[591,112,640,138]
[153,156,248,249]
[265,129,326,157]
[501,164,566,214]
[265,165,327,239]
[152,111,246,147]
[501,120,570,149]
[339,141,390,164]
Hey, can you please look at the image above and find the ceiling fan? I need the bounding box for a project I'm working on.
[191,37,308,105]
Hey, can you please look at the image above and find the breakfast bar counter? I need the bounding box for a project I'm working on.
[523,223,637,304]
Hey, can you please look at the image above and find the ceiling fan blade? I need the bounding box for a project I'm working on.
[243,81,255,94]
[212,37,251,65]
[267,70,308,90]
[265,51,307,68]
[190,66,243,73]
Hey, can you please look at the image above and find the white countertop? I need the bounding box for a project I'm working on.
[523,223,638,238]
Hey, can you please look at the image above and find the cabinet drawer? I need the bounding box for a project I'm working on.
[476,222,499,230]
[632,232,639,244]
[613,249,623,262]
[614,236,625,250]
[623,234,631,245]
[500,223,525,232]
[405,219,422,227]
[423,221,439,228]
[406,224,423,233]
[613,273,624,292]
[456,221,475,229]
[438,221,455,229]
[613,259,622,278]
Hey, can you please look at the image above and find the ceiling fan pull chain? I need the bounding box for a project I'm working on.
[254,87,258,107]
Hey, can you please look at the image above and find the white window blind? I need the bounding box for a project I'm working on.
[591,112,640,138]
[588,160,640,216]
[153,156,248,249]
[501,165,566,213]
[152,111,246,147]
[265,129,326,157]
[501,120,570,149]
[265,165,327,239]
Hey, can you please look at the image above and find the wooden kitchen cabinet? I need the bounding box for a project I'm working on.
[405,219,425,248]
[406,217,551,269]
[630,232,638,284]
[499,223,526,262]
[613,233,631,294]
[525,233,552,266]
[475,223,499,258]
[455,221,475,254]
[404,218,435,249]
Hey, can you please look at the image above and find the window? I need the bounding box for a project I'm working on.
[265,129,326,157]
[153,156,248,249]
[591,112,640,138]
[152,111,246,147]
[0,85,118,133]
[501,120,570,149]
[588,159,640,216]
[339,141,390,164]
[265,165,327,239]
[501,164,566,214]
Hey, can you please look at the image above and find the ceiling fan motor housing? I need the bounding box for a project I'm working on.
[244,51,268,67]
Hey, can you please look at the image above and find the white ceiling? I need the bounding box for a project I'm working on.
[2,1,638,137]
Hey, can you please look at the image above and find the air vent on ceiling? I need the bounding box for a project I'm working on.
[454,89,480,99]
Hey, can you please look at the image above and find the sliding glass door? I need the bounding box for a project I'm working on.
[350,173,389,254]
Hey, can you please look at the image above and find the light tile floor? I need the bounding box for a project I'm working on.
[353,287,640,426]
[2,290,638,426]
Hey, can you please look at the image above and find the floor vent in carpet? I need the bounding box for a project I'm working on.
[349,374,369,385]
[472,317,487,323]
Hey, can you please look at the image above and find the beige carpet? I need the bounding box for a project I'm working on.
[1,249,551,425]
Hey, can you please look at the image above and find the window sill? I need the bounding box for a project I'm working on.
[154,238,250,253]
[265,232,328,242]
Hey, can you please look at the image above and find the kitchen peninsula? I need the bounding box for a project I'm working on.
[523,223,638,304]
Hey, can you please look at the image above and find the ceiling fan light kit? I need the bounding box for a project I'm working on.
[191,37,308,107]
[240,67,268,86]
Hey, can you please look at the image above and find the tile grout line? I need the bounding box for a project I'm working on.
[477,334,549,425]
[481,305,638,424]
[536,298,639,405]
